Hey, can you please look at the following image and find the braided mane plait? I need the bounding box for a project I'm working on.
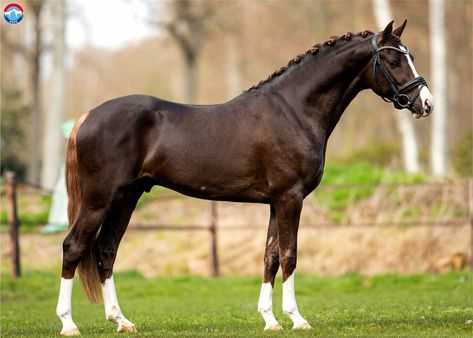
[248,30,374,91]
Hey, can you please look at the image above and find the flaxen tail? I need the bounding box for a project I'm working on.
[66,112,89,230]
[66,111,102,303]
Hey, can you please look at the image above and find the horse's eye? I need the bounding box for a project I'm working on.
[388,61,400,69]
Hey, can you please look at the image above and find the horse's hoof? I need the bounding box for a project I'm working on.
[264,323,283,331]
[60,327,81,336]
[117,324,138,333]
[293,322,312,329]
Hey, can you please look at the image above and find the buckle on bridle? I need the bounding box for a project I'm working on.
[395,94,410,108]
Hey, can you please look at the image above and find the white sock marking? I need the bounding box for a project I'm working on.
[258,282,280,329]
[56,278,79,334]
[282,271,309,328]
[102,275,136,332]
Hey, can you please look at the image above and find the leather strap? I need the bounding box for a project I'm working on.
[371,32,427,109]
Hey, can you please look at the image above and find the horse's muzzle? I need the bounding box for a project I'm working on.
[412,87,434,119]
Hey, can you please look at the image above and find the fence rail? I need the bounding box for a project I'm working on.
[3,170,472,278]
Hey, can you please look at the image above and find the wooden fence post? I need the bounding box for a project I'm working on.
[6,171,21,278]
[209,201,219,277]
[469,178,473,269]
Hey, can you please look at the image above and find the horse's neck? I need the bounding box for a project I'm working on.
[269,38,373,137]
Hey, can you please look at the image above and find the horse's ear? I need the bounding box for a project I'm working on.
[381,20,394,43]
[393,19,407,38]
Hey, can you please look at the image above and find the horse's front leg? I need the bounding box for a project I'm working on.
[275,192,312,329]
[258,203,282,330]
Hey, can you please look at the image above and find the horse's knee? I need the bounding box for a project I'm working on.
[280,249,297,278]
[264,251,279,274]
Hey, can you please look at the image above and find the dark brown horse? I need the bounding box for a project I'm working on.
[56,21,433,335]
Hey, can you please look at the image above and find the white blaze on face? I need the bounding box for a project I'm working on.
[399,45,435,113]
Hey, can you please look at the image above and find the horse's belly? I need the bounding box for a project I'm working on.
[145,150,269,203]
[159,181,269,203]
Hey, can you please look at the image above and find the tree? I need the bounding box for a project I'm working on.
[41,0,67,189]
[429,0,447,176]
[0,88,29,179]
[26,1,44,185]
[155,1,210,102]
[1,0,46,184]
[151,0,227,103]
[371,0,420,173]
[1,13,29,179]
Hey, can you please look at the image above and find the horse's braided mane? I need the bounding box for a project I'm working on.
[247,30,374,91]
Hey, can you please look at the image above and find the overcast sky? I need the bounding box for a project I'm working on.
[67,0,156,50]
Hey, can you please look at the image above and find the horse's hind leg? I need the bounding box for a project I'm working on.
[97,188,143,333]
[258,204,282,330]
[57,206,109,336]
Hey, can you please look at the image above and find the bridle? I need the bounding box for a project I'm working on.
[371,32,427,110]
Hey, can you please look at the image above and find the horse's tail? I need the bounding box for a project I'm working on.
[66,111,102,303]
[66,112,89,230]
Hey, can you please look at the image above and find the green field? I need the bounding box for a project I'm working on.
[1,271,472,337]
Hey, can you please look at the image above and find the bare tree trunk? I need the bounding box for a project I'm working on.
[156,1,229,103]
[183,50,197,103]
[226,36,244,99]
[429,0,448,176]
[41,0,67,189]
[371,0,420,173]
[27,2,44,185]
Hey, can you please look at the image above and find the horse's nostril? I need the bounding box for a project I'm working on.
[424,98,433,114]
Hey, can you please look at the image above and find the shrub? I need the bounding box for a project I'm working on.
[338,142,401,168]
[452,131,472,177]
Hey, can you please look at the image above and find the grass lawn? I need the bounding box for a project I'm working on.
[1,271,472,337]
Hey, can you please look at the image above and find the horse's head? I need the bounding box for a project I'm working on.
[367,20,434,119]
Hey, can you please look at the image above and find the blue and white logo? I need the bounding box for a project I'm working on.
[4,3,24,24]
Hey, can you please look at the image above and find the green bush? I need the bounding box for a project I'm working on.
[452,131,472,177]
[337,142,401,167]
[0,88,29,180]
[314,162,426,223]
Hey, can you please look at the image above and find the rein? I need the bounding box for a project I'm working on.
[371,33,427,110]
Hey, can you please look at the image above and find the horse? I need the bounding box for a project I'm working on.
[56,20,434,335]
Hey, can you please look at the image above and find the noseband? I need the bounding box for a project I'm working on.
[371,33,427,110]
